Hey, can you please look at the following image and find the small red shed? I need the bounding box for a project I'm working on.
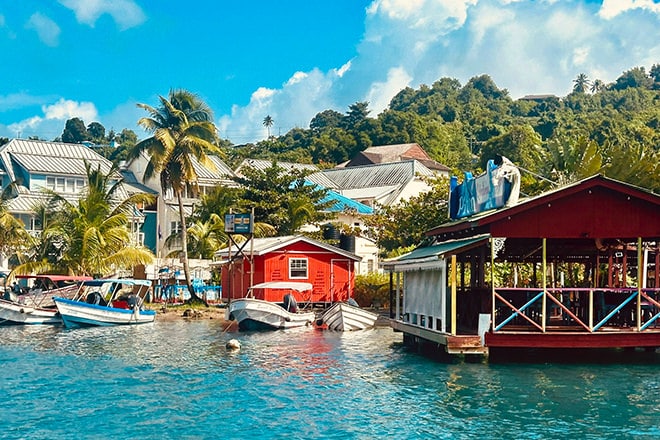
[216,235,361,305]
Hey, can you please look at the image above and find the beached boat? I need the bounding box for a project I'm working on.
[228,281,316,331]
[0,275,91,325]
[53,278,155,328]
[320,299,379,331]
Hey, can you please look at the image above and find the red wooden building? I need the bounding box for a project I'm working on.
[216,235,361,305]
[384,175,660,356]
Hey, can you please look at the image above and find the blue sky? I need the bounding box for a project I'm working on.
[2,0,660,144]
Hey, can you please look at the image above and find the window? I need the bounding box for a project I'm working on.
[289,258,308,279]
[170,221,182,235]
[55,178,65,192]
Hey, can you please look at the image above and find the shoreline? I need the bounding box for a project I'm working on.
[148,303,392,328]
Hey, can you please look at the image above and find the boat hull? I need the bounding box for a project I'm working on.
[228,298,316,331]
[0,299,61,325]
[53,297,156,328]
[321,302,379,331]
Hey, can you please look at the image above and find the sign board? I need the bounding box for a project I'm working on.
[224,213,253,234]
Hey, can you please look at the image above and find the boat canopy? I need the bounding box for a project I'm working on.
[248,281,313,292]
[81,278,152,287]
[16,274,93,282]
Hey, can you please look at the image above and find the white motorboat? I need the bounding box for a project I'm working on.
[228,281,316,331]
[53,278,155,328]
[321,300,379,331]
[0,275,91,325]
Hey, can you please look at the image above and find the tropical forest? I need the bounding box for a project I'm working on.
[2,65,660,279]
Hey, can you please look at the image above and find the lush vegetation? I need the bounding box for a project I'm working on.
[3,65,660,264]
[127,89,223,303]
[10,163,155,277]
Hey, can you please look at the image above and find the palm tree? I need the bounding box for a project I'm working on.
[573,73,590,93]
[263,115,274,138]
[128,89,222,303]
[590,79,606,93]
[181,213,227,260]
[11,163,155,277]
[0,182,33,259]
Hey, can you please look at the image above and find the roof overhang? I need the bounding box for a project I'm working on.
[382,235,489,272]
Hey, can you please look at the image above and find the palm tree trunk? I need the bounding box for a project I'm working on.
[176,189,207,306]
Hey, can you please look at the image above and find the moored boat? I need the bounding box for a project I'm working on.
[320,299,379,331]
[228,281,316,331]
[0,275,91,325]
[53,278,155,328]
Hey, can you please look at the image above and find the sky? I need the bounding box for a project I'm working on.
[2,0,660,144]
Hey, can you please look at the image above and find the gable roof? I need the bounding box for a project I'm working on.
[215,235,361,261]
[192,154,236,183]
[344,143,450,172]
[321,160,435,190]
[235,158,319,176]
[427,174,660,240]
[0,139,112,182]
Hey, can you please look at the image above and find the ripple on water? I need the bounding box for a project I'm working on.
[1,322,659,439]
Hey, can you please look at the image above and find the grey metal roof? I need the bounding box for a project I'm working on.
[233,158,336,188]
[192,154,236,182]
[0,139,113,181]
[234,159,319,177]
[320,160,434,190]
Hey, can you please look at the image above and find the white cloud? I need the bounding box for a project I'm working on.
[219,0,660,143]
[43,98,97,121]
[58,0,146,30]
[599,0,660,19]
[6,98,98,139]
[25,13,60,47]
[366,66,412,114]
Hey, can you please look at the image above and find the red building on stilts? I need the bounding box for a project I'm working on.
[384,174,660,356]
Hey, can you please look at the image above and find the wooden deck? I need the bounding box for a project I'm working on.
[486,329,660,348]
[392,319,487,355]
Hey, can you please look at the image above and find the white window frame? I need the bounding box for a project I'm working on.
[289,258,308,279]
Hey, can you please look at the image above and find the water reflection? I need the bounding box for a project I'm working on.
[1,323,659,439]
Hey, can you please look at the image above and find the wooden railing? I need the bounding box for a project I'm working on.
[493,287,660,333]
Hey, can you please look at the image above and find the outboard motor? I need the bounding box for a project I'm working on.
[347,297,359,307]
[282,293,298,313]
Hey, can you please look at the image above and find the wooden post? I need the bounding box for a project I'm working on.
[490,237,496,332]
[637,237,642,330]
[542,238,547,332]
[451,254,457,336]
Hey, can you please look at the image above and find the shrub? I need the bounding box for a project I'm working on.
[353,272,390,309]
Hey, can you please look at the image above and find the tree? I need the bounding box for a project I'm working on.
[11,163,155,277]
[263,115,274,138]
[61,117,89,143]
[309,109,343,132]
[572,73,590,93]
[342,102,370,129]
[128,89,222,304]
[613,67,652,90]
[231,162,333,234]
[590,79,606,93]
[544,136,604,185]
[87,122,106,143]
[0,182,33,258]
[184,213,228,260]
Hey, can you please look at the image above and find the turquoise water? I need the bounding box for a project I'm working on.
[1,322,659,440]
